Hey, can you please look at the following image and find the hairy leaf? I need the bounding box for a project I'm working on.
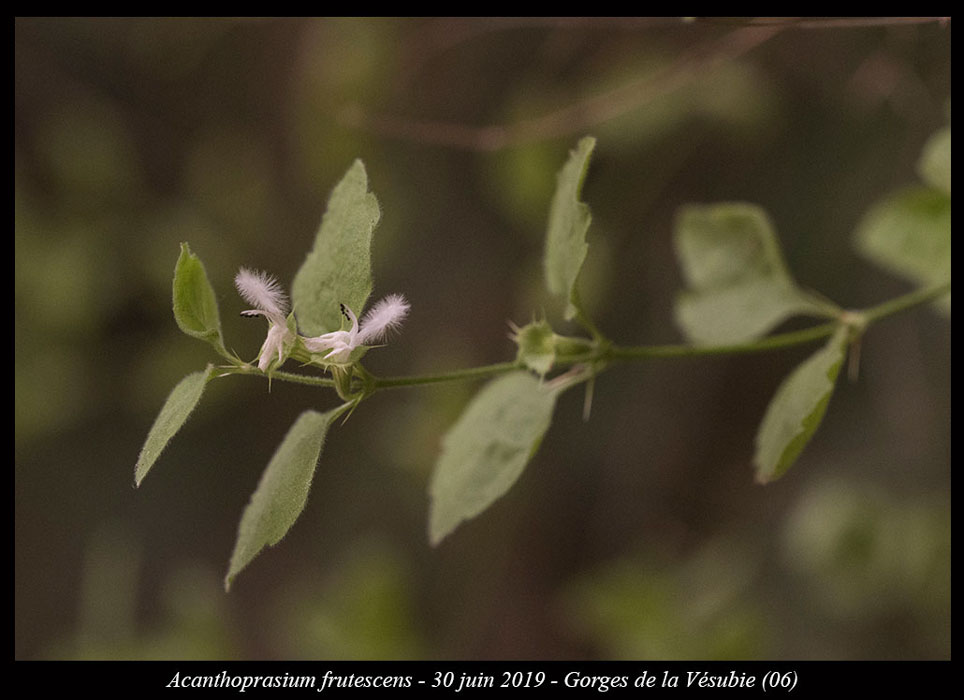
[225,405,350,591]
[429,372,559,545]
[134,365,214,487]
[172,242,227,356]
[754,327,848,483]
[545,136,596,321]
[292,160,380,337]
[854,186,951,313]
[674,203,829,344]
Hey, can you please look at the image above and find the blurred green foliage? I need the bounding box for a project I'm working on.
[15,18,949,660]
[560,539,766,659]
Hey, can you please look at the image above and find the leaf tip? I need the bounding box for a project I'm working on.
[574,134,597,155]
[427,520,453,548]
[345,158,371,188]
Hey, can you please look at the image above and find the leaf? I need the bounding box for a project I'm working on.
[854,186,951,313]
[673,203,830,344]
[753,327,848,483]
[134,365,214,487]
[544,136,596,321]
[225,405,350,591]
[917,126,951,195]
[292,160,380,337]
[172,242,228,356]
[428,372,559,545]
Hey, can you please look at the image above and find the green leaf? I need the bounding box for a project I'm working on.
[917,126,951,195]
[854,186,951,313]
[512,319,556,377]
[172,242,228,356]
[292,160,380,337]
[225,405,350,591]
[544,136,596,321]
[674,203,830,344]
[754,327,848,483]
[134,365,214,487]
[428,372,559,545]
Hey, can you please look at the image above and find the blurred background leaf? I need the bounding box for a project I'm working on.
[15,17,949,660]
[559,538,766,659]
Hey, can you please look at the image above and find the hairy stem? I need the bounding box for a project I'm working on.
[220,364,336,388]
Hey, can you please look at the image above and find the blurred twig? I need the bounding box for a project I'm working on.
[696,17,949,29]
[341,17,949,151]
[397,17,678,81]
[340,24,784,151]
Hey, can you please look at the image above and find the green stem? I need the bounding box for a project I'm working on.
[228,282,949,391]
[219,364,336,388]
[367,323,841,389]
[606,322,839,360]
[372,361,523,389]
[861,281,950,324]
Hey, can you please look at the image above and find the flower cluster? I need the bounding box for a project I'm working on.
[234,268,409,373]
[302,293,410,364]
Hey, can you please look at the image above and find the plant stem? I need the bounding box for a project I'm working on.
[372,361,523,389]
[366,324,843,389]
[861,281,950,323]
[221,365,336,388]
[233,282,949,391]
[607,323,839,360]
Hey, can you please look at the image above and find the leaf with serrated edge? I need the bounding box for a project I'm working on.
[545,136,595,320]
[673,203,829,344]
[225,405,350,590]
[754,327,848,483]
[292,160,380,337]
[135,365,214,487]
[172,243,227,355]
[429,373,559,545]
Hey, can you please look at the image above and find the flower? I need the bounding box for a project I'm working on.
[303,293,410,364]
[235,267,294,372]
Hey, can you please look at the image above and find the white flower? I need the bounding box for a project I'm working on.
[303,293,410,364]
[235,267,294,372]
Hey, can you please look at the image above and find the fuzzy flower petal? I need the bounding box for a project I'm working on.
[303,294,410,365]
[234,267,289,321]
[356,294,410,345]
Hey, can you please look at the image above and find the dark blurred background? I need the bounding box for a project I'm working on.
[15,17,950,660]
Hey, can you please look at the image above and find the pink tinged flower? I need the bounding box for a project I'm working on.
[235,267,288,322]
[356,293,410,345]
[234,267,294,372]
[303,294,410,364]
